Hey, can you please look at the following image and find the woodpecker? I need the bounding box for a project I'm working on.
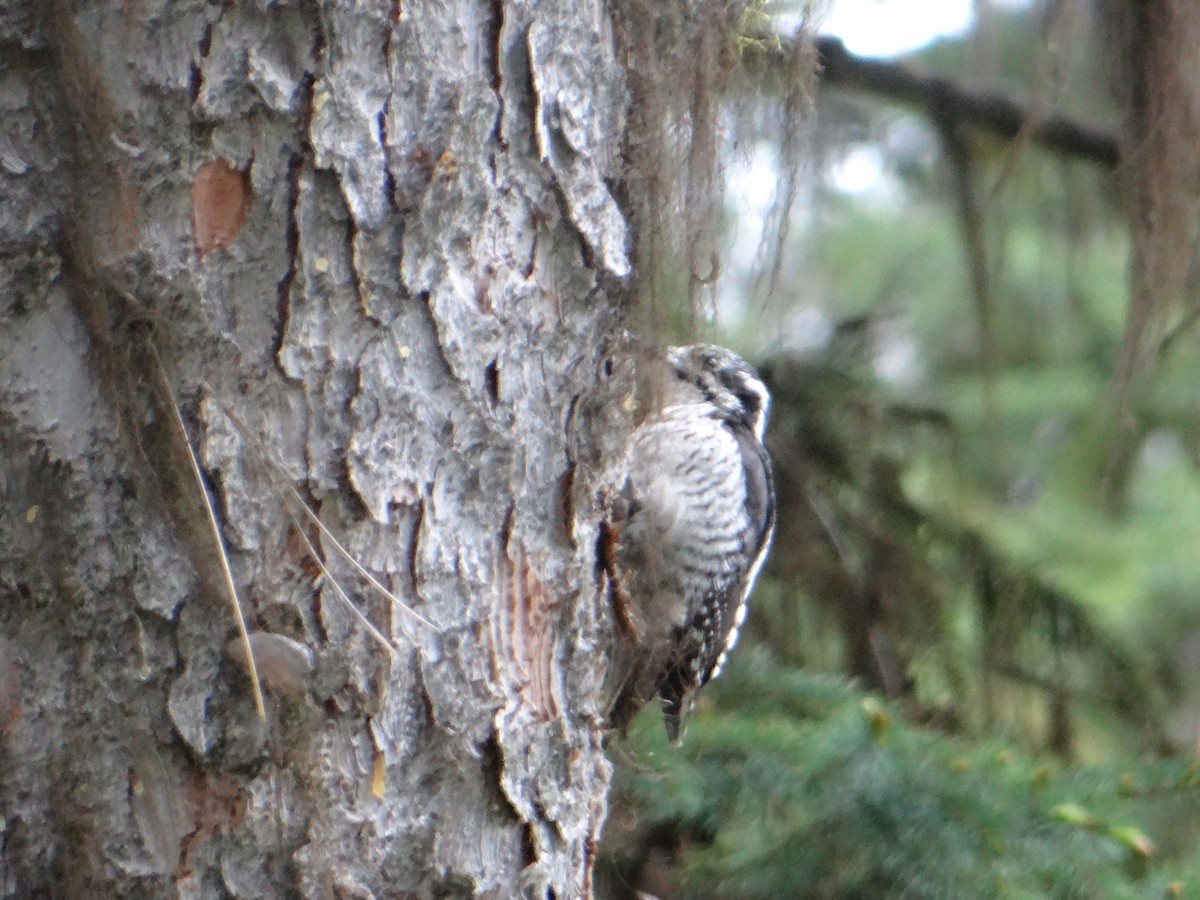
[603,344,775,742]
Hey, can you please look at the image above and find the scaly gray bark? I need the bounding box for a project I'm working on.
[0,1,639,895]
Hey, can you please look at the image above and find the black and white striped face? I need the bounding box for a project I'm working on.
[667,344,771,440]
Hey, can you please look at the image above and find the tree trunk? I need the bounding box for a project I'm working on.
[0,1,638,895]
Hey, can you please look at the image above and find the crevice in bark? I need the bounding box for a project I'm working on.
[514,19,537,158]
[484,359,501,408]
[415,290,464,381]
[487,0,504,97]
[480,728,539,870]
[499,502,516,555]
[344,203,366,314]
[557,460,576,547]
[189,19,214,106]
[274,152,304,369]
[412,658,436,731]
[520,822,538,869]
[378,107,399,213]
[523,231,537,278]
[380,13,402,215]
[404,496,427,605]
[479,729,504,785]
[547,179,594,271]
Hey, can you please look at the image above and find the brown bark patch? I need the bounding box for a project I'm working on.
[0,637,20,738]
[179,772,245,876]
[495,543,561,721]
[191,159,251,257]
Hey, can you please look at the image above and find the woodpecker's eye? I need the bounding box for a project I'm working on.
[735,386,761,418]
[715,370,750,411]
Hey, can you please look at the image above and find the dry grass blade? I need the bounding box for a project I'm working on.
[201,385,439,637]
[270,476,439,634]
[150,355,267,720]
[284,506,396,656]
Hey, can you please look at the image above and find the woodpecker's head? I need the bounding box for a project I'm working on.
[667,344,770,440]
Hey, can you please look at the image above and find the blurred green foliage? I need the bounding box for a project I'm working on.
[601,652,1200,899]
[601,1,1200,896]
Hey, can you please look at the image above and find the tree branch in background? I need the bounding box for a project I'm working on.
[811,36,1121,169]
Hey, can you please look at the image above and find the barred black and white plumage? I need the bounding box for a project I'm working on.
[603,344,775,742]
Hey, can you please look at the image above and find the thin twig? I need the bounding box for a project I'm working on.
[809,35,1121,168]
